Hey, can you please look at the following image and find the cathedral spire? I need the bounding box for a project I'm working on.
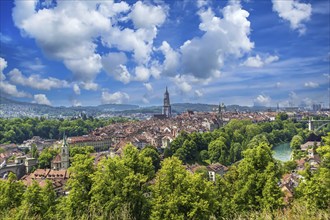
[163,87,171,117]
[61,132,69,169]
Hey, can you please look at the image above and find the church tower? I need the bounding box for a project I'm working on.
[162,86,171,117]
[61,134,70,169]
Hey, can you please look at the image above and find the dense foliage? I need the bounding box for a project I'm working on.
[0,117,128,144]
[295,133,330,210]
[167,118,308,165]
[0,118,329,219]
[1,136,329,219]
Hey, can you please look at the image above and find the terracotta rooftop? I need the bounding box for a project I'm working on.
[300,141,321,151]
[207,163,228,172]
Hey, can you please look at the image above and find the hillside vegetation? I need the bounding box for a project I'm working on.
[0,118,329,219]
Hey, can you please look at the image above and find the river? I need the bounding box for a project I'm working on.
[273,143,292,162]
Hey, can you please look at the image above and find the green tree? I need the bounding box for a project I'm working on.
[90,144,154,219]
[62,154,95,217]
[69,145,95,157]
[173,148,186,162]
[208,138,227,164]
[295,133,330,210]
[200,150,209,161]
[246,124,262,140]
[16,180,56,219]
[276,112,288,121]
[151,157,217,220]
[0,172,25,212]
[230,142,283,212]
[31,143,39,158]
[42,180,57,219]
[296,167,330,209]
[140,146,161,171]
[283,160,297,173]
[17,181,44,218]
[290,135,303,150]
[122,144,154,180]
[38,147,59,169]
[318,133,330,168]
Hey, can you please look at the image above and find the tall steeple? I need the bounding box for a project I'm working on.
[61,133,70,169]
[162,86,171,117]
[217,102,226,127]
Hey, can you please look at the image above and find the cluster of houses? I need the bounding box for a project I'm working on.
[0,109,326,199]
[186,163,229,182]
[21,169,70,195]
[19,136,57,151]
[68,111,279,154]
[280,141,322,203]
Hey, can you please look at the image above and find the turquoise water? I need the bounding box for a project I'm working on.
[273,143,292,162]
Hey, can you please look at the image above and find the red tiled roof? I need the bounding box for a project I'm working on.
[52,154,61,163]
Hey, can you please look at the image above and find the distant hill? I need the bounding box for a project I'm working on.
[172,103,217,113]
[98,104,139,111]
[0,96,272,118]
[0,96,140,118]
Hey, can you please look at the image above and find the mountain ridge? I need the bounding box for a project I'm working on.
[0,96,270,118]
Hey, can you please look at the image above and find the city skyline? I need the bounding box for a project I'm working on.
[0,0,329,107]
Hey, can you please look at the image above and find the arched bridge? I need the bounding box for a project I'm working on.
[299,119,330,131]
[0,163,26,179]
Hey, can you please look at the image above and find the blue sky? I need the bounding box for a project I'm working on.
[0,0,329,107]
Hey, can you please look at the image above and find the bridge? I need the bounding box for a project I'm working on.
[298,118,330,131]
[0,163,26,179]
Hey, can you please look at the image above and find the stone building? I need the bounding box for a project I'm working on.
[162,86,172,118]
[154,87,172,119]
[51,135,69,170]
[68,135,111,152]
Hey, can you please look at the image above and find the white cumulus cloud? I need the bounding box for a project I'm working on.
[73,84,81,95]
[180,1,254,79]
[130,1,167,29]
[101,91,129,104]
[0,57,31,98]
[0,57,8,81]
[80,82,99,91]
[0,81,31,98]
[135,66,151,82]
[64,54,102,82]
[158,41,180,76]
[144,82,153,92]
[243,55,263,68]
[173,75,192,94]
[304,81,319,88]
[33,94,51,105]
[264,55,280,64]
[8,68,69,90]
[243,55,279,68]
[12,0,109,82]
[254,94,271,106]
[102,52,131,84]
[194,90,204,98]
[272,0,312,34]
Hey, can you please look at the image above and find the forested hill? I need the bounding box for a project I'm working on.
[0,96,271,118]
